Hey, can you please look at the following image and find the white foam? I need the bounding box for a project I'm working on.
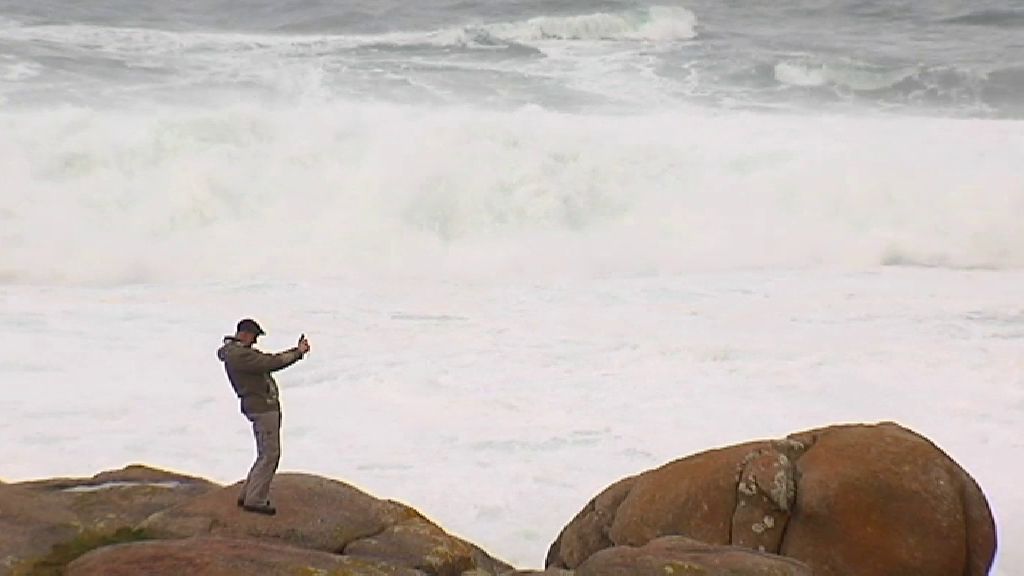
[2,103,1021,285]
[0,57,42,82]
[774,61,829,87]
[489,6,698,43]
[0,11,691,111]
[0,6,696,56]
[774,59,917,91]
[0,269,1019,573]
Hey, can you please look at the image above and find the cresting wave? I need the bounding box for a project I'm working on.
[1,103,1022,285]
[2,6,1020,116]
[0,6,697,53]
[773,60,917,91]
[481,6,697,43]
[369,6,698,46]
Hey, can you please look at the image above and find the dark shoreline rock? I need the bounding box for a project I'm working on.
[0,422,999,576]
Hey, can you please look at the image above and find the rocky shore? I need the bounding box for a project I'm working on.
[0,422,996,576]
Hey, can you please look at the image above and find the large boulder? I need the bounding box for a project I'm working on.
[545,440,773,568]
[140,473,511,575]
[67,536,428,576]
[781,424,996,576]
[0,465,216,575]
[576,536,811,576]
[546,422,996,576]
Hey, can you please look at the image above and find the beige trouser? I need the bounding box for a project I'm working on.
[239,411,281,506]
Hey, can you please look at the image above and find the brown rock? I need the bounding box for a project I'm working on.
[24,464,218,532]
[547,441,768,568]
[345,515,510,576]
[0,483,81,575]
[545,477,636,569]
[140,473,413,549]
[140,473,511,575]
[66,536,428,576]
[81,464,211,485]
[547,422,997,576]
[607,441,774,549]
[780,423,996,576]
[576,536,811,576]
[503,565,577,569]
[1,465,215,575]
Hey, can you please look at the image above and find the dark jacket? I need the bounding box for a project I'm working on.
[217,337,304,415]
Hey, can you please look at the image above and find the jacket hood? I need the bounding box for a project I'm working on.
[217,336,239,361]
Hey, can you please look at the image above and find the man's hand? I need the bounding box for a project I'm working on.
[298,334,311,355]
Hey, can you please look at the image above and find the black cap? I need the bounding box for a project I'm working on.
[236,318,265,336]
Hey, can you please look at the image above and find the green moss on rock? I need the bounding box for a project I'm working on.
[20,527,153,576]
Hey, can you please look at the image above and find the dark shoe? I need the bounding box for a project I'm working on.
[242,503,277,516]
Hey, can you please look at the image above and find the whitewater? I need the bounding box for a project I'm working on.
[1,0,1022,573]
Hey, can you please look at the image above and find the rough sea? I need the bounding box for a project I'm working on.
[1,1,1021,573]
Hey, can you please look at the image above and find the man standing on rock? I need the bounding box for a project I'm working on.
[218,318,310,515]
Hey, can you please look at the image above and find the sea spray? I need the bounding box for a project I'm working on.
[2,103,1021,284]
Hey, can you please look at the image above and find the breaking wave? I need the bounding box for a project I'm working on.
[0,6,696,55]
[1,102,1022,285]
[482,6,697,43]
[773,59,917,91]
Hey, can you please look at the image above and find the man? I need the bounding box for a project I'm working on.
[217,318,310,515]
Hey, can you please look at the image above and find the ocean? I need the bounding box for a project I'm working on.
[0,0,1021,573]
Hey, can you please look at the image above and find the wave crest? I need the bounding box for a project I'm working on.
[774,59,916,91]
[0,6,697,54]
[1,104,1022,285]
[488,6,698,42]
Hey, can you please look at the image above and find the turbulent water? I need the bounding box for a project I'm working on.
[1,1,1022,574]
[1,0,1023,115]
[1,0,1023,283]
